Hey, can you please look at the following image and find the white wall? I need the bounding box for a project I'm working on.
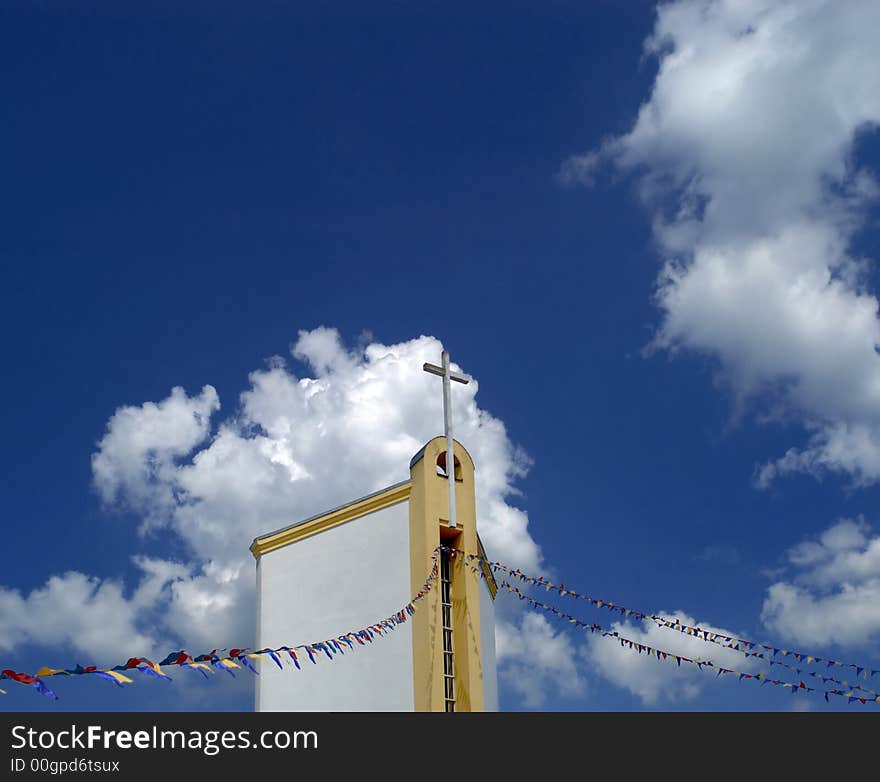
[479,578,499,711]
[255,500,414,711]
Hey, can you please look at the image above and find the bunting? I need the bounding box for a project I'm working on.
[495,577,879,706]
[4,543,878,707]
[444,545,880,695]
[0,551,441,701]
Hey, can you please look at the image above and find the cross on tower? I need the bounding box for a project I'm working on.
[423,349,469,528]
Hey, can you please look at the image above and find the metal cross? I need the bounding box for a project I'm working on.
[423,349,469,528]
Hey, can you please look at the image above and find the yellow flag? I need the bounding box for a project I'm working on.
[35,667,65,678]
[101,670,134,685]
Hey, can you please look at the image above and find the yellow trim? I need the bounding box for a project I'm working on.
[249,482,412,559]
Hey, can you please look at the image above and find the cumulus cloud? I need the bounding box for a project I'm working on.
[0,557,189,659]
[562,0,880,485]
[495,610,587,707]
[91,385,220,528]
[587,610,757,705]
[2,329,565,704]
[762,517,880,647]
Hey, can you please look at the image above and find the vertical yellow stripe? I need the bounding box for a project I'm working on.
[409,437,485,711]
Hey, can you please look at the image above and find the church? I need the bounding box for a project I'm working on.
[250,435,499,711]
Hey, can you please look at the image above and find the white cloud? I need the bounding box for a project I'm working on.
[0,557,189,659]
[587,611,757,705]
[563,0,880,485]
[2,330,547,701]
[495,611,587,708]
[91,385,220,528]
[762,517,880,647]
[557,150,602,187]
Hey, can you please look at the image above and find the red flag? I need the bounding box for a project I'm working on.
[2,669,37,685]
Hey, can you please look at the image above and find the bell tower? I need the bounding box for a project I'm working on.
[408,436,496,711]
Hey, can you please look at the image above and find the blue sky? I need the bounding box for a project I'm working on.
[3,1,880,711]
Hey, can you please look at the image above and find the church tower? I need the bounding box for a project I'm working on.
[250,436,498,711]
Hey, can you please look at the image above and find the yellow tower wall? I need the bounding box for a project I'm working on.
[408,436,486,712]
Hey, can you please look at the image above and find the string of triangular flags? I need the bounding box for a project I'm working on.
[444,546,880,706]
[5,543,877,706]
[447,545,880,682]
[0,550,442,700]
[496,576,878,705]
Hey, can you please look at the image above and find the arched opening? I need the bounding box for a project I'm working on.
[436,451,462,481]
